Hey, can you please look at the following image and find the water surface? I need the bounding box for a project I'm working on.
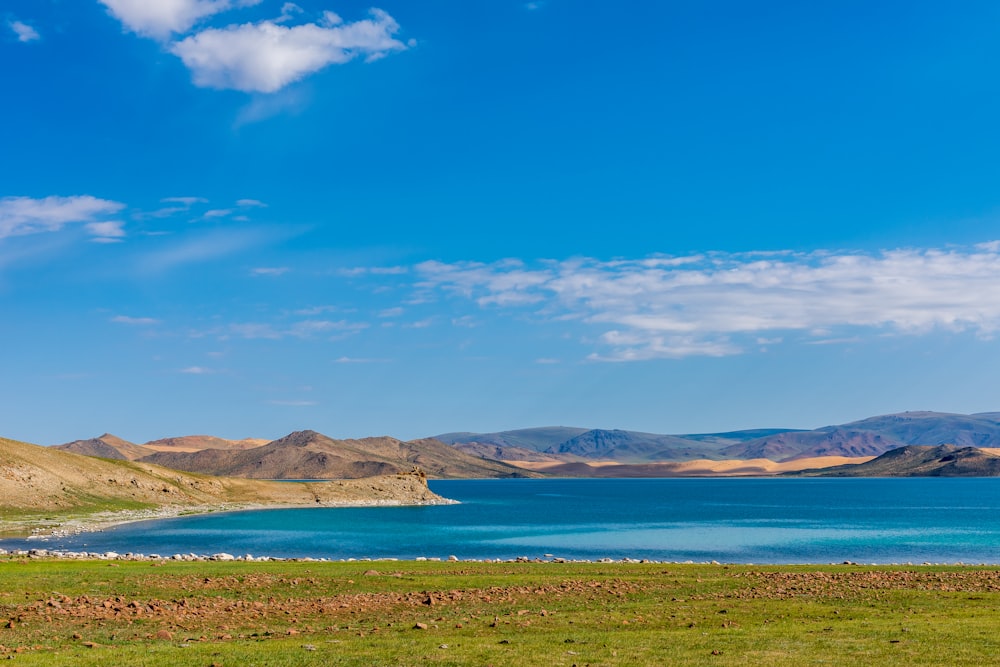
[6,478,1000,563]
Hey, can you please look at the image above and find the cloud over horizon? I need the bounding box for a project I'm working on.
[411,244,1000,360]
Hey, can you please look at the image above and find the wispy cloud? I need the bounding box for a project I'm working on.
[85,220,126,243]
[338,265,408,277]
[180,366,215,374]
[162,196,208,206]
[237,198,267,208]
[212,319,368,341]
[136,227,281,273]
[294,305,343,316]
[0,195,125,239]
[334,356,390,364]
[9,20,40,42]
[111,315,159,326]
[99,0,263,40]
[412,243,1000,360]
[251,266,290,276]
[170,9,410,93]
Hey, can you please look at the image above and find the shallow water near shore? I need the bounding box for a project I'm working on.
[7,477,1000,563]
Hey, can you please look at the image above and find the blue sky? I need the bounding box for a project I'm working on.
[4,1,1000,445]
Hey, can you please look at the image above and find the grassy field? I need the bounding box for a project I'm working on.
[1,558,999,665]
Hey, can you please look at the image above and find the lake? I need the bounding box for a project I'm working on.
[7,477,1000,563]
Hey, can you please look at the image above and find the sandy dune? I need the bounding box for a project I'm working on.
[506,456,875,476]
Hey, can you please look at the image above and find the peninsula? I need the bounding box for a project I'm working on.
[0,436,449,538]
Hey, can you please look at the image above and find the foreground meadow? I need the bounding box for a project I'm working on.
[0,558,999,665]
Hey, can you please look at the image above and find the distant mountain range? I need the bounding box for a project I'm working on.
[436,411,1000,464]
[43,410,1000,479]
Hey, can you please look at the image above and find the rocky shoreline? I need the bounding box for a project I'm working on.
[5,496,458,540]
[0,548,988,567]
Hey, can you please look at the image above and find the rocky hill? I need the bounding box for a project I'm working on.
[0,435,445,532]
[54,433,151,461]
[720,429,901,462]
[142,435,269,453]
[434,427,590,452]
[450,441,564,463]
[799,444,1000,477]
[138,430,536,479]
[834,412,1000,447]
[548,429,728,462]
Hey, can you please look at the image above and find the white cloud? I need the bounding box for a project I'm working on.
[9,20,40,42]
[334,356,389,363]
[412,243,1000,360]
[85,220,127,242]
[111,315,159,326]
[213,319,367,341]
[170,9,408,93]
[251,266,289,276]
[339,265,408,276]
[202,208,232,218]
[237,198,267,207]
[294,305,341,315]
[99,0,263,39]
[162,196,208,206]
[0,196,126,239]
[276,3,304,23]
[180,366,215,374]
[290,319,368,338]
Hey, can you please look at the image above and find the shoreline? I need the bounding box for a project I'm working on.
[3,496,458,541]
[0,548,994,567]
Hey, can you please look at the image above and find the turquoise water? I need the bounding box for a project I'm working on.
[8,478,1000,563]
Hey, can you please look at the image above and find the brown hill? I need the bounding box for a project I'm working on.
[139,430,537,479]
[142,435,269,453]
[721,429,900,462]
[54,433,153,461]
[452,441,566,463]
[0,436,445,530]
[802,444,1000,477]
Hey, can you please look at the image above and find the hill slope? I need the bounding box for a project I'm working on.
[835,411,1000,447]
[548,429,729,462]
[0,436,444,521]
[54,433,152,461]
[139,430,536,479]
[141,435,269,453]
[720,429,901,462]
[801,444,1000,477]
[434,427,590,452]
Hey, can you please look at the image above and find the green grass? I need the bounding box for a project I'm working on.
[0,498,158,538]
[1,559,999,665]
